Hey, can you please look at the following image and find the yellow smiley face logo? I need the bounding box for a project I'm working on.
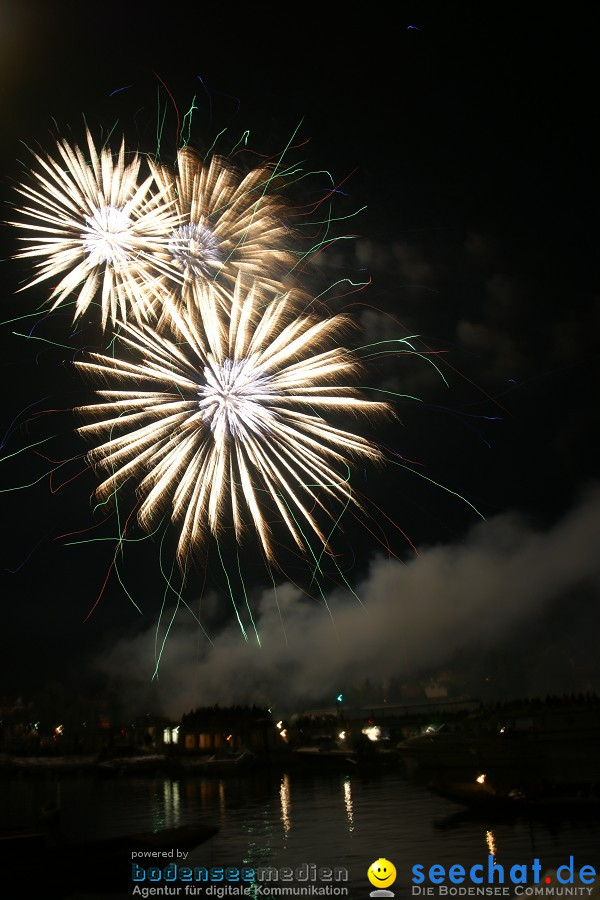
[367,858,397,889]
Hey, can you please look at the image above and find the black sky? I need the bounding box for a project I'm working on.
[0,3,598,705]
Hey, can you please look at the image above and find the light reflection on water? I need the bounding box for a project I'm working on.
[343,776,354,833]
[2,768,599,894]
[280,773,291,839]
[486,828,497,858]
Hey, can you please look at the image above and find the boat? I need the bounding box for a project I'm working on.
[2,754,97,773]
[426,775,600,816]
[96,752,169,776]
[177,748,257,774]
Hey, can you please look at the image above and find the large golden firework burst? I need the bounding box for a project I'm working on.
[11,130,180,329]
[75,277,390,566]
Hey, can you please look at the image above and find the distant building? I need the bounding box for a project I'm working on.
[121,715,179,751]
[423,681,449,700]
[180,706,280,754]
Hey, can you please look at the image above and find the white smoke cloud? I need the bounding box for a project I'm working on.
[98,485,600,718]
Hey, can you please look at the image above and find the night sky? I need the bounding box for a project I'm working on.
[1,3,598,713]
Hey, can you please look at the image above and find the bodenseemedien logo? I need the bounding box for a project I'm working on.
[368,858,397,897]
[131,861,350,896]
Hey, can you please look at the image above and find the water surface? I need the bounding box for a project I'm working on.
[2,766,598,897]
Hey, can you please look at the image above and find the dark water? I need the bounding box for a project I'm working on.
[2,767,599,898]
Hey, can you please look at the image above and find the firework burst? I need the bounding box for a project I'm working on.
[75,277,390,566]
[11,129,180,329]
[148,147,297,316]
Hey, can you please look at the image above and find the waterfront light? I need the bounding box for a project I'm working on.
[362,725,381,742]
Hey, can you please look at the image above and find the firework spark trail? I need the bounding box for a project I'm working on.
[11,129,180,329]
[74,276,391,568]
